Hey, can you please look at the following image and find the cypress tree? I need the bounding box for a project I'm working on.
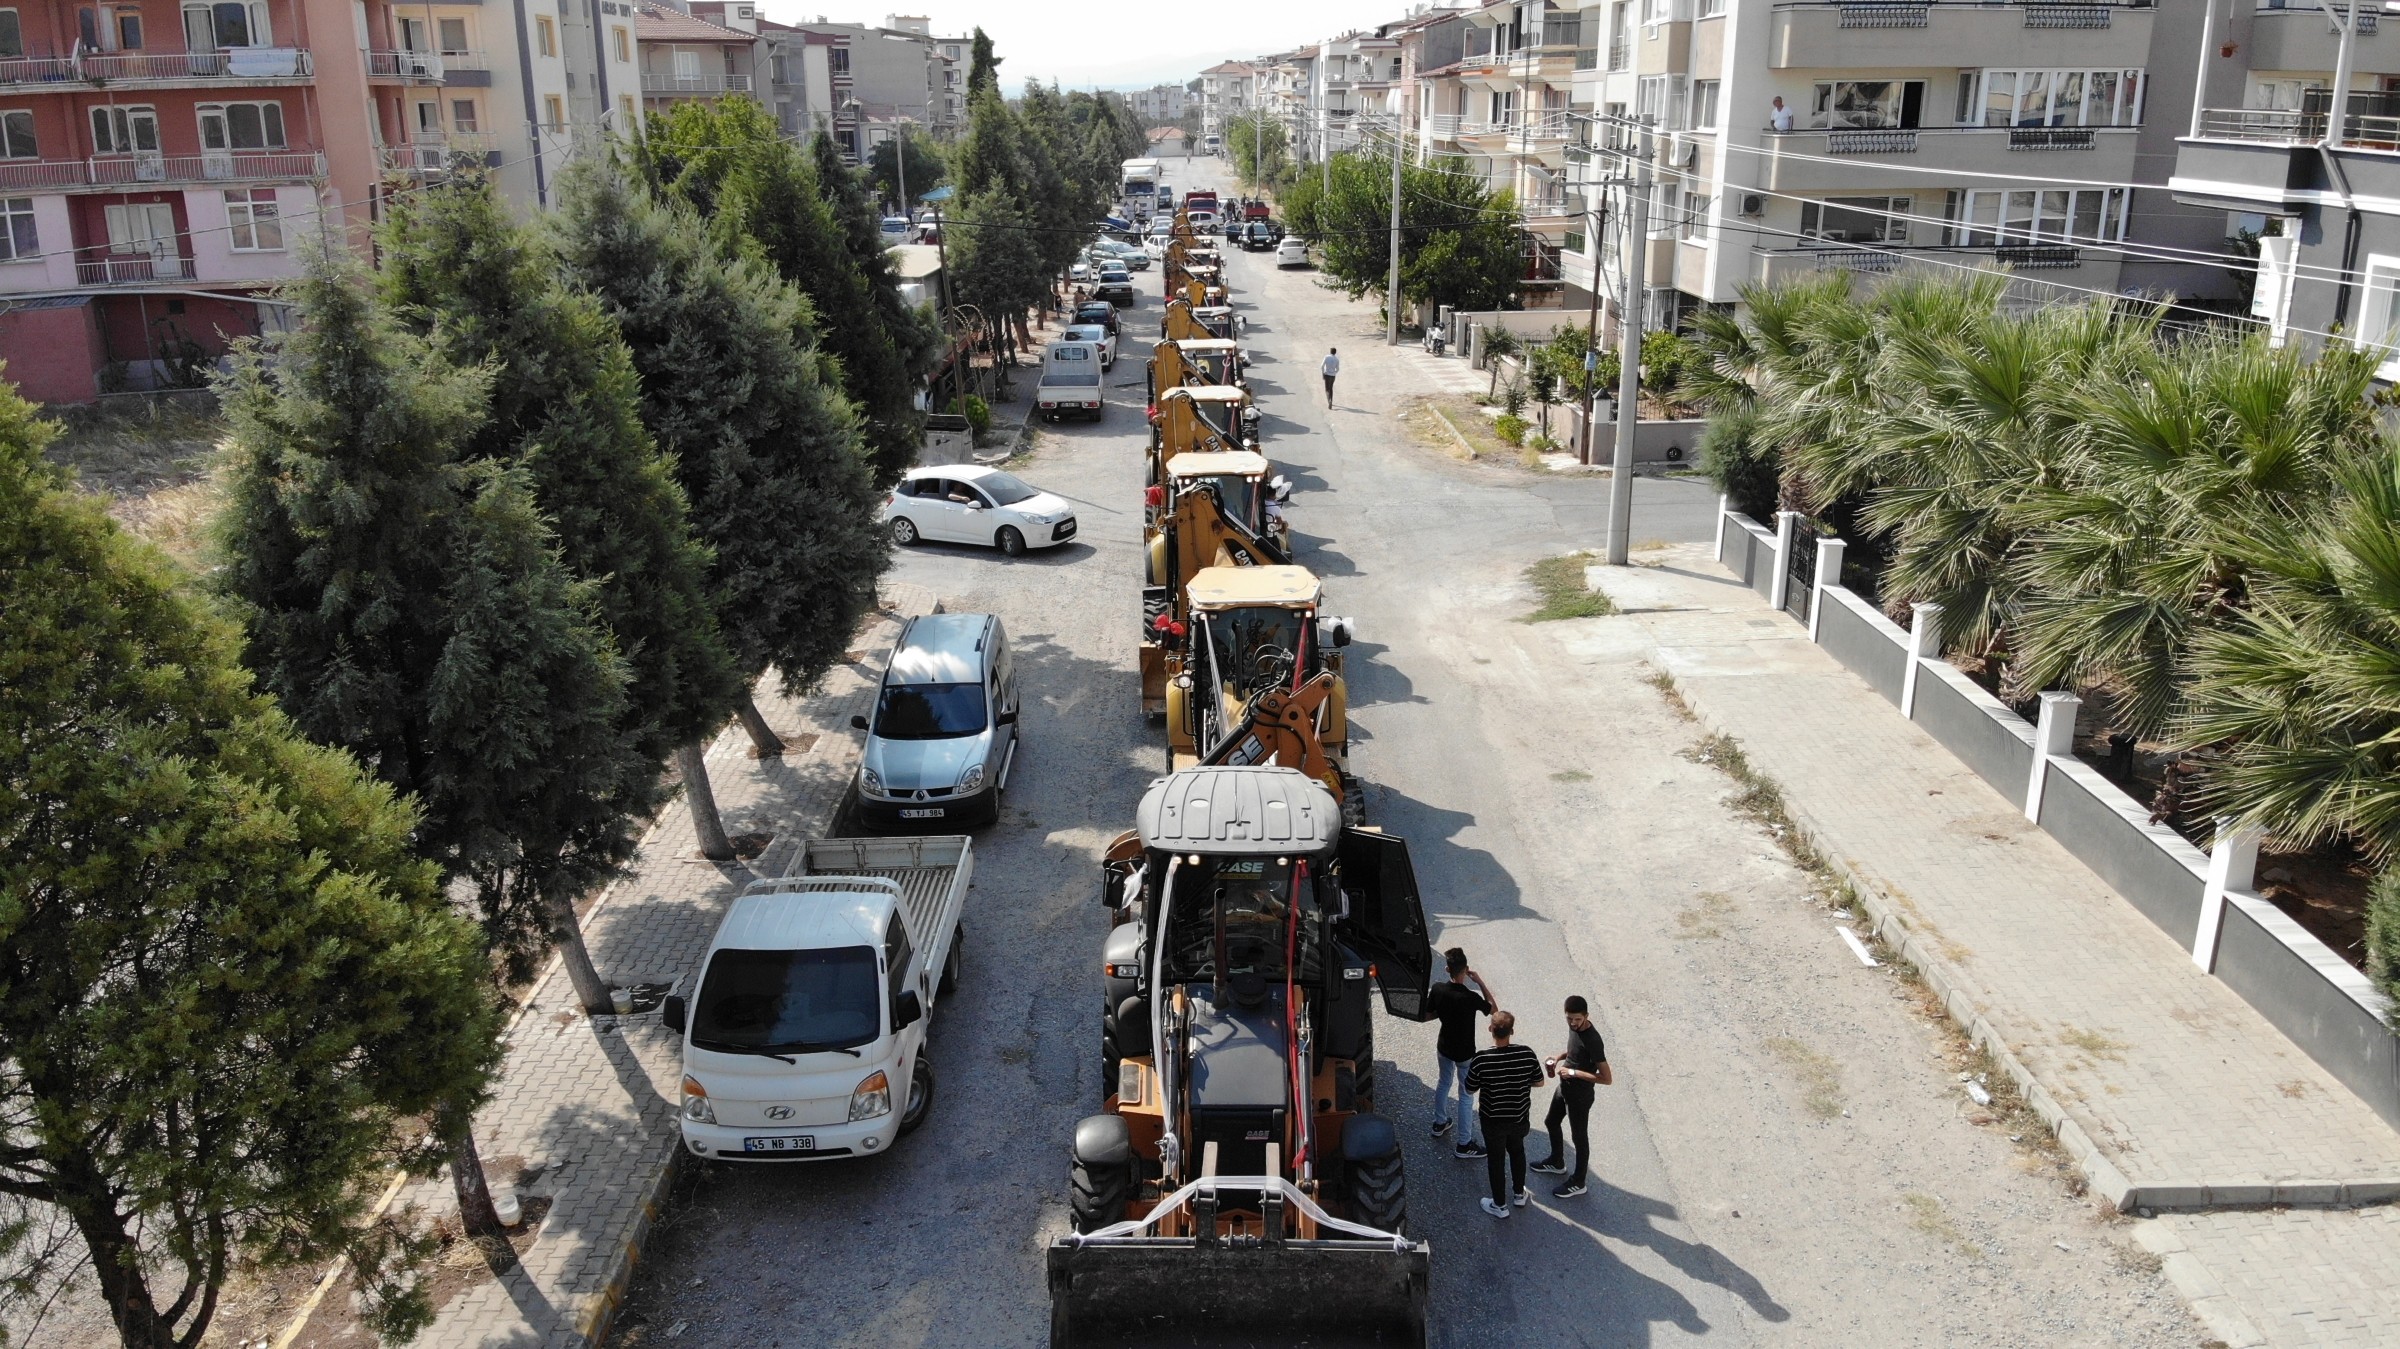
[377,176,746,871]
[2,374,500,1345]
[809,130,943,482]
[214,245,644,1234]
[550,158,889,770]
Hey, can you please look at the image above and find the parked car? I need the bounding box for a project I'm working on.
[1064,321,1117,370]
[1276,235,1310,268]
[883,463,1080,551]
[1069,260,1095,283]
[1240,221,1278,252]
[1188,209,1218,234]
[1074,300,1121,339]
[851,610,1019,829]
[880,215,911,239]
[1034,340,1107,422]
[1092,266,1136,307]
[1094,239,1151,271]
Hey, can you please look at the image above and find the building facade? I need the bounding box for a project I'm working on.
[1129,82,1187,125]
[635,3,757,117]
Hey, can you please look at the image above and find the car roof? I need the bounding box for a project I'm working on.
[1064,324,1108,338]
[711,887,891,957]
[888,611,998,683]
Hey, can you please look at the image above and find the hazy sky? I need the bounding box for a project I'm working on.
[759,0,1398,92]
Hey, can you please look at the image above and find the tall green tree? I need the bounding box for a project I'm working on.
[215,246,641,1235]
[1285,152,1523,313]
[550,159,889,775]
[810,130,943,482]
[868,124,946,211]
[1227,111,1289,189]
[954,87,1026,202]
[376,174,748,975]
[966,26,1000,100]
[3,378,500,1348]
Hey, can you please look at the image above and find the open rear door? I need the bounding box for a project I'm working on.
[1337,831,1434,1021]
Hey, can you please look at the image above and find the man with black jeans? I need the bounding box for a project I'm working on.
[1531,995,1610,1198]
[1465,1011,1544,1218]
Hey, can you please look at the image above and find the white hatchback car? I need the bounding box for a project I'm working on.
[1063,322,1117,370]
[1276,236,1310,267]
[883,465,1078,556]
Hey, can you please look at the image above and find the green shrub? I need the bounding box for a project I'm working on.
[963,394,992,439]
[1501,379,1528,418]
[1494,413,1528,445]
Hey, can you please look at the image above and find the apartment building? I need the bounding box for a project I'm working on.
[635,3,756,117]
[2171,4,2400,366]
[881,16,961,132]
[1410,0,1581,303]
[1558,0,2227,331]
[1197,59,1257,139]
[1129,82,1188,125]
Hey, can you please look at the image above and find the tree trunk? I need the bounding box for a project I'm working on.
[59,1159,178,1349]
[440,1099,507,1240]
[679,739,736,861]
[735,694,784,757]
[544,887,614,1014]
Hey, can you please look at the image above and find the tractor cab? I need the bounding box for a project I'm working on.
[1164,450,1272,536]
[1173,337,1244,389]
[1170,566,1354,806]
[1150,385,1253,488]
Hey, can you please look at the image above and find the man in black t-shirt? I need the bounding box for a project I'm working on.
[1424,947,1499,1157]
[1531,995,1610,1197]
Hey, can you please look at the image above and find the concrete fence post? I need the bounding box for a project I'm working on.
[1808,537,1846,642]
[2024,691,2080,824]
[1900,601,1943,720]
[1713,492,1730,563]
[1768,510,1800,612]
[2194,819,2263,974]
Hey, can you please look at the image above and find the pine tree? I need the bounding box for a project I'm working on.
[378,174,744,791]
[550,158,890,773]
[3,374,500,1347]
[214,245,644,1234]
[966,26,1000,100]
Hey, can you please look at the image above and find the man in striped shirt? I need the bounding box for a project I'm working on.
[1465,1010,1545,1218]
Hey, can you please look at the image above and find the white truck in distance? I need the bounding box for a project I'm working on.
[1121,157,1162,208]
[664,835,972,1162]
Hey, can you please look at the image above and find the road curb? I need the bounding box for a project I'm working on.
[2131,1220,2270,1349]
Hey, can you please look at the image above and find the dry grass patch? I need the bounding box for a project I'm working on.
[1765,1035,1845,1119]
[1901,1191,1986,1260]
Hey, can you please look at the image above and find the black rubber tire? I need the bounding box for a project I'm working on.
[898,1054,935,1135]
[997,526,1027,556]
[1347,1148,1406,1235]
[890,516,919,546]
[1070,1157,1132,1233]
[939,926,960,995]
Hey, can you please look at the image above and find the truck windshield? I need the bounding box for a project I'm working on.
[692,946,881,1052]
[875,682,988,738]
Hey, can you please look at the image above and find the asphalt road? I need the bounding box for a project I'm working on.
[613,157,2195,1349]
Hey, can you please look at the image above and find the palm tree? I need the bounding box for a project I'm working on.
[2010,334,2382,737]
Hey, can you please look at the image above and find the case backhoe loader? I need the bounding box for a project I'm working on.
[1164,565,1361,822]
[1139,459,1288,719]
[1051,765,1433,1349]
[1147,384,1256,491]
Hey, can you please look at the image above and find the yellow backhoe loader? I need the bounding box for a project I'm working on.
[1051,764,1433,1348]
[1146,384,1256,491]
[1162,565,1361,823]
[1138,455,1288,719]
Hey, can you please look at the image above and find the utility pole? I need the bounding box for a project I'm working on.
[1385,117,1405,345]
[1605,118,1652,567]
[1575,195,1605,464]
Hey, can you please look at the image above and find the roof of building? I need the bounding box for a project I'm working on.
[636,4,753,44]
[888,243,944,280]
[1200,60,1256,75]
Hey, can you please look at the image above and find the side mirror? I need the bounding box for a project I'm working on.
[661,995,686,1034]
[891,988,924,1031]
[996,708,1018,725]
[851,713,870,731]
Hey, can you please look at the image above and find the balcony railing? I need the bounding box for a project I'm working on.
[0,151,325,189]
[0,46,311,84]
[1424,113,1464,140]
[77,253,192,285]
[1827,128,1918,153]
[2257,0,2375,30]
[380,137,494,174]
[1840,3,1929,27]
[2009,126,2095,149]
[366,50,444,80]
[1772,243,2087,273]
[1996,243,2082,267]
[640,71,752,94]
[2198,105,2400,151]
[2021,3,2114,25]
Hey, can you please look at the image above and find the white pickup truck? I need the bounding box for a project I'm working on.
[664,835,973,1162]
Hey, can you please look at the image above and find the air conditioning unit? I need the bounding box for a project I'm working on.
[1739,193,1765,217]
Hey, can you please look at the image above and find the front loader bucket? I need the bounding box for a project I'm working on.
[1046,1235,1428,1348]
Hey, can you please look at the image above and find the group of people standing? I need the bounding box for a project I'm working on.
[1425,948,1612,1219]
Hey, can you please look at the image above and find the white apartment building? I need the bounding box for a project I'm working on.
[1129,83,1189,125]
[1198,59,1259,139]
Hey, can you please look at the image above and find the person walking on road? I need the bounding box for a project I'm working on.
[1321,347,1341,408]
[1466,1011,1544,1219]
[1530,996,1611,1198]
[1426,948,1499,1158]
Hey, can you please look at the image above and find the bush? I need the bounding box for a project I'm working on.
[1698,404,1778,520]
[1494,413,1528,446]
[963,394,992,439]
[1501,379,1528,418]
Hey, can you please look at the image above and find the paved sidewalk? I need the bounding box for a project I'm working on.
[350,584,939,1349]
[1583,546,2400,1346]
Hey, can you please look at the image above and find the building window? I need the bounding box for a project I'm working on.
[536,15,556,56]
[226,187,282,250]
[829,47,849,74]
[438,18,469,55]
[1643,0,1672,24]
[1680,192,1712,241]
[183,1,269,49]
[619,93,635,122]
[1948,187,2127,245]
[116,12,141,47]
[0,195,35,259]
[1800,195,1912,243]
[771,52,786,83]
[1636,75,1683,129]
[197,100,286,150]
[0,11,20,58]
[91,105,160,153]
[2357,255,2400,376]
[1978,69,2144,128]
[1812,79,1921,130]
[0,109,34,158]
[611,25,629,63]
[544,94,565,128]
[1564,229,1586,254]
[450,98,477,132]
[104,201,173,256]
[1690,79,1719,130]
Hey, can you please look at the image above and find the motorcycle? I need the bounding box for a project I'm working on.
[1421,325,1449,356]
